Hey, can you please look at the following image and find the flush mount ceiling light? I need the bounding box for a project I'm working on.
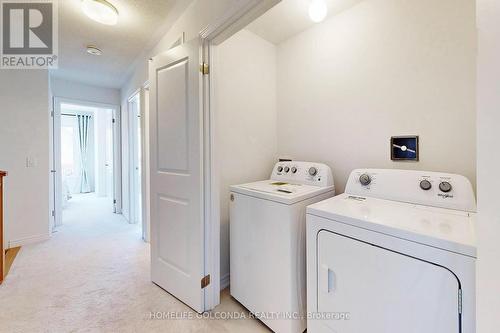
[82,0,119,26]
[309,0,328,23]
[86,45,103,56]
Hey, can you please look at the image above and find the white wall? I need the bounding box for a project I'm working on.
[51,77,120,106]
[476,0,500,330]
[276,0,477,192]
[214,29,278,283]
[0,70,51,247]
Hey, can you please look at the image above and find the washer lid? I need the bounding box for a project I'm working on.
[307,193,476,257]
[230,180,334,204]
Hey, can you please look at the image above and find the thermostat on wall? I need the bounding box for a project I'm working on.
[391,136,419,161]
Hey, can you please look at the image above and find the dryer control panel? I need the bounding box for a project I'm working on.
[346,169,476,212]
[271,161,334,187]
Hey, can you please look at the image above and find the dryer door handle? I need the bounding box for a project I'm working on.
[321,264,335,293]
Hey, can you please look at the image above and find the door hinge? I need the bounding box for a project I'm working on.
[200,62,209,75]
[112,118,116,124]
[458,289,462,314]
[113,199,117,204]
[51,210,55,217]
[50,111,54,117]
[201,274,211,289]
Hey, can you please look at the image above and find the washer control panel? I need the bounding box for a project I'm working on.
[271,161,334,187]
[347,169,476,212]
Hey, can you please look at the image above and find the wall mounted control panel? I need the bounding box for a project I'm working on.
[391,136,419,161]
[271,161,333,187]
[346,169,476,212]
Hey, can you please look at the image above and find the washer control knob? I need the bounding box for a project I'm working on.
[291,167,297,174]
[284,166,290,173]
[277,166,283,172]
[420,179,432,191]
[439,181,452,193]
[359,173,372,186]
[308,167,318,176]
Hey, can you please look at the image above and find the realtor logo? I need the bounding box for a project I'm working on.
[1,0,58,68]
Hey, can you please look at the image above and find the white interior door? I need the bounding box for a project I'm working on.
[317,230,460,332]
[105,110,114,198]
[134,106,142,224]
[49,97,56,230]
[112,108,121,214]
[129,95,142,225]
[149,38,206,312]
[53,100,62,227]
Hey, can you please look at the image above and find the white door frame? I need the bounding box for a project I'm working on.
[127,91,142,226]
[199,0,280,310]
[141,82,150,242]
[127,86,150,241]
[52,97,122,227]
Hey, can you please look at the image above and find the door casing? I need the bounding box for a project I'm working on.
[199,0,281,311]
[51,97,121,227]
[127,92,142,226]
[140,83,150,242]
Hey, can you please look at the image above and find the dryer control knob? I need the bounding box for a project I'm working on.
[439,181,452,193]
[359,173,372,186]
[308,167,318,176]
[291,167,297,174]
[277,166,283,172]
[420,179,432,191]
[284,166,290,173]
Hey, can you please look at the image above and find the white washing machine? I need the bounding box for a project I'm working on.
[230,161,335,333]
[306,169,476,333]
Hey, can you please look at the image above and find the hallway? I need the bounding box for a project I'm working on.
[0,195,268,333]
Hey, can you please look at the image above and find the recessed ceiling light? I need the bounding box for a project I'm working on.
[86,45,103,56]
[309,0,328,23]
[82,0,119,26]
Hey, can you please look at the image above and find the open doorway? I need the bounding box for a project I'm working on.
[52,98,121,229]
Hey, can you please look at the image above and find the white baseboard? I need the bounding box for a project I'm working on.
[220,273,230,290]
[8,233,50,248]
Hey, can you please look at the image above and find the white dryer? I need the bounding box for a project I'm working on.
[306,169,476,333]
[230,161,335,333]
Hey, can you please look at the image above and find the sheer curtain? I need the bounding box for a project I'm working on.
[77,114,92,193]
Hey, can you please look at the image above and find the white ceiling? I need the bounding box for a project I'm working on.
[246,0,365,45]
[51,0,189,89]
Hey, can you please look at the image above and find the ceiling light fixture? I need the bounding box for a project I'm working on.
[82,0,119,26]
[309,0,328,23]
[86,45,103,56]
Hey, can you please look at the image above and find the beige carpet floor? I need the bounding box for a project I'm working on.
[0,194,269,333]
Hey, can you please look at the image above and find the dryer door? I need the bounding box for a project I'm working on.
[317,230,460,333]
